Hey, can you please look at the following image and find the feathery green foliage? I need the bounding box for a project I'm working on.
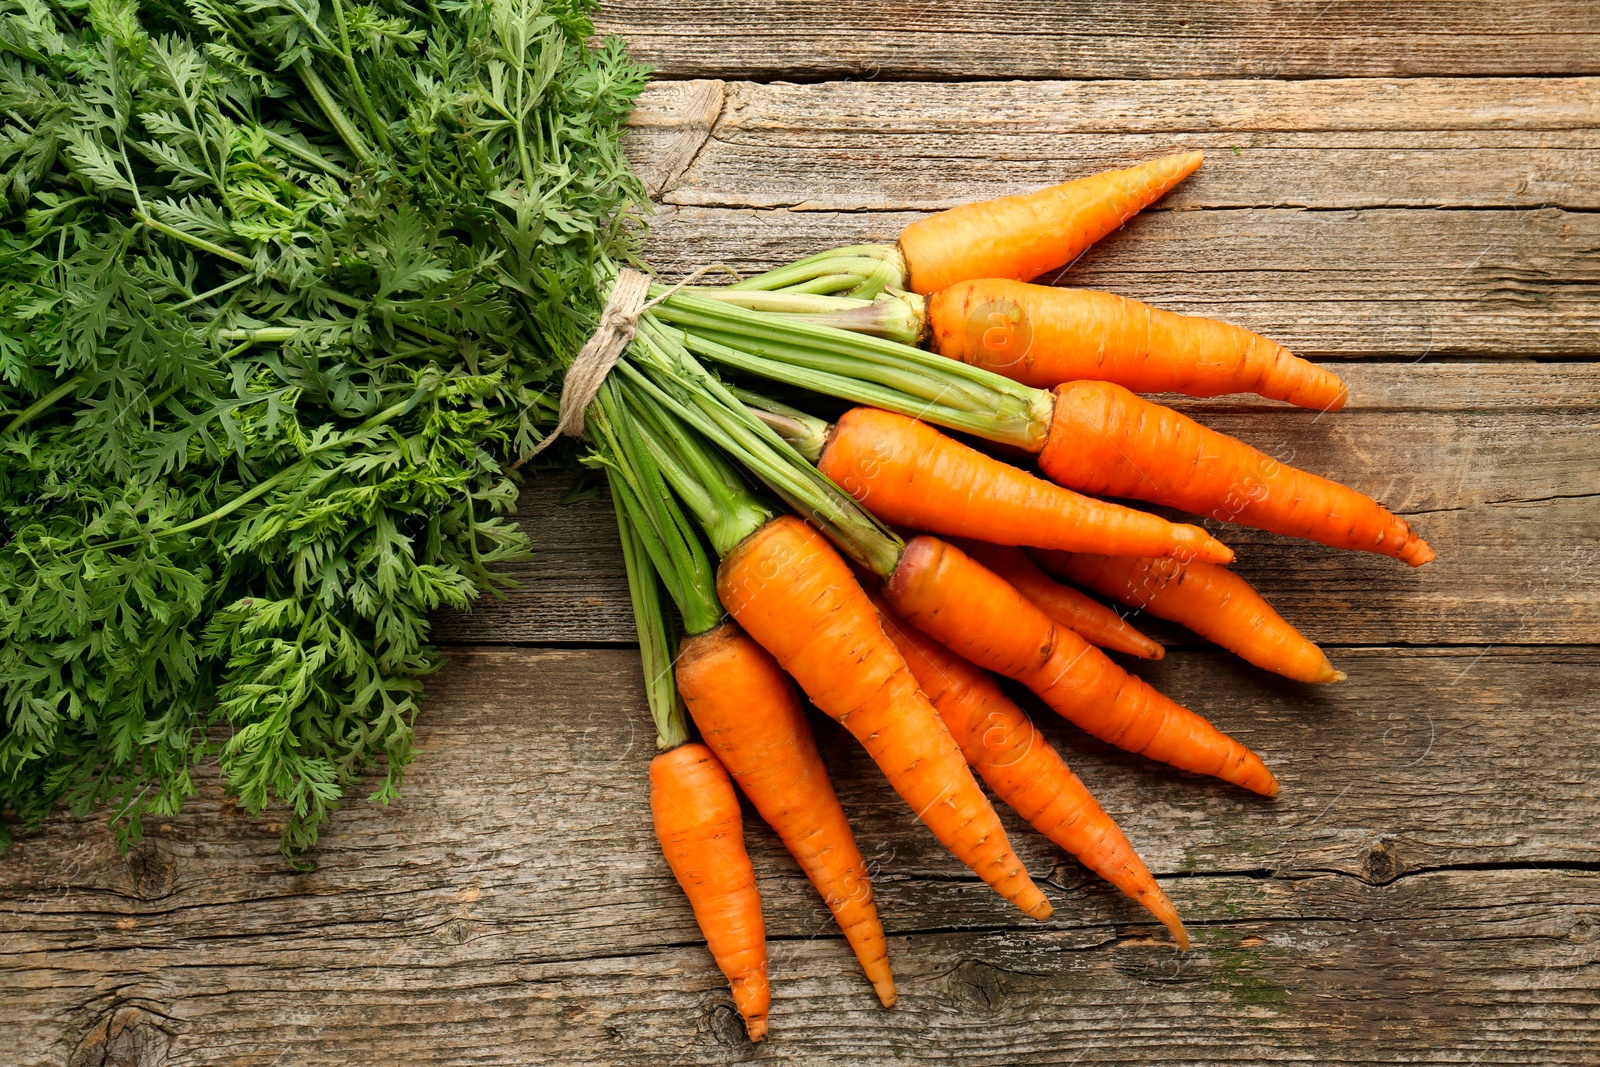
[0,0,648,853]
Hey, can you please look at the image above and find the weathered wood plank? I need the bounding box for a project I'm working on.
[6,646,1598,1065]
[432,364,1600,647]
[626,78,1600,211]
[8,874,1600,1066]
[8,645,1598,911]
[640,205,1600,360]
[596,0,1600,81]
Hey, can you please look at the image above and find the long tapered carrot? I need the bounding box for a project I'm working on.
[677,623,897,1006]
[927,279,1348,411]
[882,536,1278,795]
[817,406,1233,564]
[1035,551,1344,684]
[650,743,769,1041]
[955,540,1162,660]
[718,516,1052,920]
[1038,380,1434,565]
[872,599,1188,948]
[898,152,1203,295]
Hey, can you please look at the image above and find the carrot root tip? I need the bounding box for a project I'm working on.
[1330,669,1348,683]
[1402,539,1437,566]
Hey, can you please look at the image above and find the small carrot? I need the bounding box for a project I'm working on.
[1040,380,1434,565]
[955,540,1162,660]
[928,279,1348,411]
[881,535,1278,795]
[677,622,897,1006]
[718,516,1053,921]
[650,743,769,1041]
[817,406,1233,564]
[898,152,1204,295]
[1035,551,1343,684]
[874,599,1188,948]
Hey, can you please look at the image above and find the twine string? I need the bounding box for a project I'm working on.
[515,264,736,466]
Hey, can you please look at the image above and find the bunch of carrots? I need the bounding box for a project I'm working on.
[588,152,1432,1040]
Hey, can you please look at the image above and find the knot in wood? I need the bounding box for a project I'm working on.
[947,959,1010,1013]
[123,846,176,901]
[1360,837,1401,885]
[69,1007,172,1067]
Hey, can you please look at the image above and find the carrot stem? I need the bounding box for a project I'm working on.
[589,382,725,636]
[649,286,1053,450]
[623,321,906,578]
[730,246,905,293]
[619,381,773,557]
[610,485,692,750]
[731,386,831,463]
[685,287,926,345]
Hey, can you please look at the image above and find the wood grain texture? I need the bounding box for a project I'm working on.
[11,3,1600,1061]
[639,204,1600,360]
[432,364,1600,648]
[596,0,1600,80]
[626,78,1600,211]
[6,647,1599,1065]
[624,80,1600,360]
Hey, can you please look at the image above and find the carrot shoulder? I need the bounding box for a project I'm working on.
[817,406,1232,564]
[677,623,896,1006]
[956,540,1163,660]
[718,516,1053,920]
[1035,551,1343,684]
[650,743,769,1041]
[875,601,1189,948]
[898,152,1204,294]
[882,535,1278,796]
[1038,380,1434,566]
[928,279,1347,411]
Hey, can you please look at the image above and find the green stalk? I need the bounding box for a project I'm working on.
[625,321,905,579]
[648,286,1053,450]
[620,380,771,557]
[216,327,299,344]
[134,212,253,268]
[684,287,926,345]
[588,381,723,636]
[676,327,1021,447]
[778,273,870,296]
[296,62,376,167]
[257,127,355,182]
[730,386,831,464]
[327,0,392,155]
[611,480,691,751]
[3,374,84,435]
[731,246,905,292]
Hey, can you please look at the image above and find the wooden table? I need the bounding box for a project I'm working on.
[7,4,1599,1064]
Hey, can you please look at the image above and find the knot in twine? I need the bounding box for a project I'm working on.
[516,265,733,466]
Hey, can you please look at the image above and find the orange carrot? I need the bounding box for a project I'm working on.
[898,152,1203,295]
[817,406,1233,564]
[718,516,1053,920]
[1038,380,1434,566]
[677,623,897,1006]
[874,601,1188,948]
[955,540,1162,660]
[1035,551,1343,684]
[882,536,1278,795]
[927,279,1348,411]
[650,743,769,1041]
